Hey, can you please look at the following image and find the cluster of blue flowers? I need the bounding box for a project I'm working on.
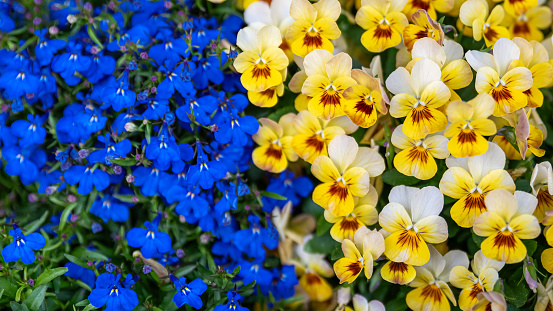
[0,0,305,310]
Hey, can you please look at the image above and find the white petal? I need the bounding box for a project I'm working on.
[439,250,469,282]
[410,186,444,223]
[328,134,358,174]
[514,191,538,216]
[493,38,521,76]
[353,294,369,311]
[411,59,442,97]
[465,50,495,72]
[388,185,419,215]
[244,1,272,26]
[412,38,447,68]
[385,67,415,96]
[443,39,464,66]
[467,142,506,183]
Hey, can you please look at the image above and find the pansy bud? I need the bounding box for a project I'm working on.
[524,258,538,293]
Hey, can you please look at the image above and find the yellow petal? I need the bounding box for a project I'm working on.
[381,261,416,284]
[334,257,363,284]
[439,167,475,199]
[311,155,341,183]
[480,231,527,264]
[449,266,477,289]
[442,59,474,90]
[541,248,553,273]
[252,144,288,173]
[313,0,342,21]
[379,202,413,233]
[330,216,364,242]
[342,238,362,259]
[447,129,490,158]
[394,146,438,180]
[384,229,430,266]
[361,24,403,53]
[473,211,507,237]
[509,214,540,239]
[403,105,448,140]
[503,0,537,16]
[343,167,371,197]
[300,272,333,302]
[535,189,553,223]
[530,62,553,88]
[292,133,327,163]
[343,86,382,128]
[415,215,449,243]
[241,63,284,92]
[406,285,451,311]
[458,283,483,311]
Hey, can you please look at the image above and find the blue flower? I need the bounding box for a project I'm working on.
[214,291,249,311]
[187,141,227,190]
[215,182,238,215]
[51,41,92,86]
[88,134,132,165]
[1,224,46,265]
[2,145,46,186]
[34,29,67,67]
[112,108,142,135]
[192,55,224,89]
[106,24,151,52]
[262,171,313,212]
[170,184,209,218]
[214,109,258,147]
[0,65,40,100]
[64,262,96,289]
[149,30,190,68]
[220,15,243,45]
[88,273,139,311]
[83,51,116,84]
[64,165,110,195]
[141,96,169,121]
[238,259,272,287]
[126,213,172,258]
[175,91,218,126]
[0,112,16,147]
[145,125,184,172]
[170,275,207,309]
[191,18,219,50]
[10,114,47,147]
[132,167,170,197]
[102,71,137,111]
[234,215,278,259]
[156,62,196,99]
[90,194,131,223]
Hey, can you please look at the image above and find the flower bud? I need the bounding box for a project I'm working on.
[67,14,77,24]
[124,122,138,132]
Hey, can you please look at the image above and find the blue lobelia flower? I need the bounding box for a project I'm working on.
[167,184,209,218]
[187,141,227,190]
[1,224,46,265]
[34,29,67,67]
[83,50,116,84]
[51,41,92,86]
[141,95,169,121]
[102,70,137,111]
[0,63,40,100]
[36,68,57,109]
[214,109,259,147]
[190,18,219,50]
[126,213,172,258]
[88,273,139,311]
[169,275,207,309]
[220,15,243,45]
[132,167,171,197]
[214,291,249,311]
[64,262,96,289]
[90,194,131,223]
[148,29,190,68]
[0,112,17,147]
[145,125,183,172]
[2,145,46,186]
[214,182,238,215]
[273,265,298,300]
[64,165,110,195]
[192,54,224,89]
[175,91,218,126]
[88,134,132,165]
[0,12,15,33]
[112,108,142,135]
[10,114,48,147]
[156,62,196,99]
[106,24,151,52]
[262,171,314,212]
[234,215,278,259]
[153,249,178,266]
[238,259,273,287]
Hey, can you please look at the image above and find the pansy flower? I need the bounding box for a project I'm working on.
[403,10,444,52]
[530,161,553,222]
[252,116,298,173]
[508,5,552,42]
[403,0,453,21]
[355,0,408,53]
[542,213,553,273]
[342,69,388,128]
[473,190,541,263]
[439,142,515,228]
[459,0,509,46]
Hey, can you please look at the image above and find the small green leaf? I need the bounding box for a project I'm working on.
[36,267,69,286]
[523,240,537,256]
[23,212,50,233]
[304,233,337,255]
[84,250,109,262]
[10,301,29,311]
[23,284,47,311]
[75,299,90,307]
[86,25,104,49]
[381,168,419,186]
[59,202,78,232]
[83,303,98,311]
[261,191,287,200]
[471,230,486,248]
[109,158,137,166]
[330,244,344,261]
[64,254,87,268]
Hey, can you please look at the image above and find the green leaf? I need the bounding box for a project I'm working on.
[83,304,98,311]
[10,301,29,311]
[145,123,152,144]
[23,211,50,233]
[75,299,90,307]
[84,250,109,262]
[330,244,344,261]
[64,254,87,268]
[15,286,24,302]
[515,179,531,192]
[504,277,529,307]
[260,191,287,200]
[471,230,486,248]
[523,240,537,256]
[304,233,336,255]
[36,267,69,286]
[86,25,104,49]
[23,284,47,311]
[59,202,78,232]
[109,158,137,166]
[381,168,419,186]
[316,213,333,236]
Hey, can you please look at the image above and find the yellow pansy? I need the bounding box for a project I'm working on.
[379,186,448,266]
[466,38,533,116]
[311,135,385,216]
[493,123,546,159]
[244,0,295,61]
[286,0,342,57]
[391,124,450,180]
[403,9,445,52]
[542,213,553,273]
[530,161,553,222]
[248,81,285,108]
[324,185,379,242]
[449,250,505,311]
[336,288,386,311]
[408,38,473,102]
[471,291,508,311]
[406,246,469,311]
[355,0,409,53]
[535,276,553,311]
[333,229,385,283]
[386,58,450,139]
[294,235,335,302]
[289,55,312,111]
[252,116,298,173]
[234,25,289,92]
[444,93,497,158]
[503,0,537,17]
[507,5,552,42]
[439,142,515,228]
[301,50,357,120]
[459,0,510,46]
[473,189,541,264]
[403,0,454,22]
[292,110,358,163]
[342,69,388,128]
[380,259,417,285]
[512,38,553,108]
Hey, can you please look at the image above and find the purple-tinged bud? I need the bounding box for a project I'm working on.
[67,14,77,24]
[105,263,116,272]
[26,93,35,100]
[0,264,3,270]
[88,17,94,23]
[143,265,151,274]
[135,258,140,263]
[524,260,538,293]
[164,1,172,8]
[61,233,68,240]
[33,6,39,11]
[8,193,15,200]
[178,10,184,16]
[179,215,186,223]
[68,194,76,203]
[200,233,211,244]
[78,149,90,159]
[132,196,139,203]
[120,46,127,52]
[115,234,121,241]
[114,166,123,175]
[211,42,217,49]
[108,1,115,9]
[186,34,192,40]
[92,222,102,233]
[49,26,59,35]
[140,52,148,59]
[0,208,5,217]
[45,187,55,195]
[126,174,135,183]
[254,190,260,197]
[244,205,251,211]
[25,12,32,20]
[90,46,99,54]
[84,2,92,10]
[60,162,72,171]
[176,249,185,258]
[33,17,41,25]
[150,87,157,93]
[28,193,37,203]
[37,255,43,261]
[87,261,93,266]
[135,154,141,160]
[28,279,34,286]
[34,0,41,4]
[150,76,157,82]
[210,124,219,132]
[70,214,79,222]
[1,105,8,112]
[124,122,138,132]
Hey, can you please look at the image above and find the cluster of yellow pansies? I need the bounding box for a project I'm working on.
[233,0,553,309]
